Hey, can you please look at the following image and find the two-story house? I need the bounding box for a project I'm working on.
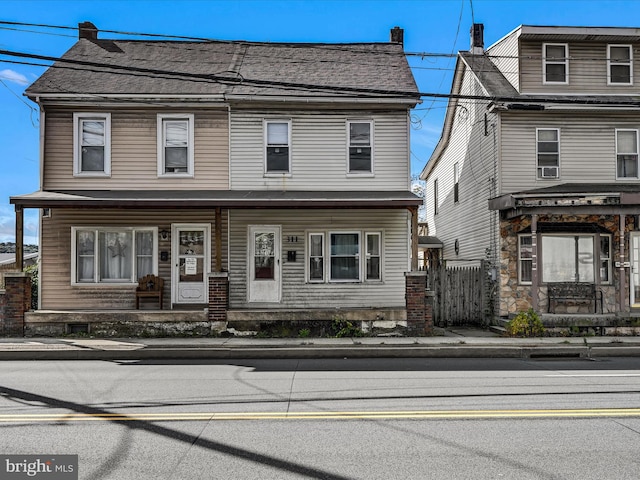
[10,23,422,335]
[422,24,640,327]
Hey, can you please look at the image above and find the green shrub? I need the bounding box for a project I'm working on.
[331,317,364,338]
[506,308,545,337]
[298,328,311,338]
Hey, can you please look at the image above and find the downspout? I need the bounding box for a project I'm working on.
[620,214,627,313]
[38,99,44,309]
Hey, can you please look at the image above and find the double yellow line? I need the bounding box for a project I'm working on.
[1,408,640,422]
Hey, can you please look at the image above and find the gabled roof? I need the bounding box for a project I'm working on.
[25,36,420,103]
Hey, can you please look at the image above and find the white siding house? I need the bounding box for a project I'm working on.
[422,24,640,326]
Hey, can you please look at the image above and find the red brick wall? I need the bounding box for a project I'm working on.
[208,273,229,322]
[1,274,31,336]
[405,272,432,335]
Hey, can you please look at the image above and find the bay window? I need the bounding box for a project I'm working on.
[73,227,156,284]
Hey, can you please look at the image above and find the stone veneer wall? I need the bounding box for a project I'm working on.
[500,214,628,318]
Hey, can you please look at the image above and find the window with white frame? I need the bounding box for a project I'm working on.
[365,233,381,280]
[543,43,568,84]
[616,129,639,178]
[518,235,533,284]
[608,45,633,85]
[73,227,156,284]
[157,114,194,176]
[265,120,291,173]
[537,128,560,179]
[541,234,611,284]
[308,233,325,282]
[306,230,382,283]
[73,113,111,176]
[348,120,373,173]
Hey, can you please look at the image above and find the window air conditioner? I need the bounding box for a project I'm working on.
[540,166,558,178]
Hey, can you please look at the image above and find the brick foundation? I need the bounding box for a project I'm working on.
[208,272,229,322]
[2,273,31,336]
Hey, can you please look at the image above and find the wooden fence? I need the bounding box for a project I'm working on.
[427,261,489,327]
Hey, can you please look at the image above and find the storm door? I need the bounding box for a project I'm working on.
[172,225,210,304]
[248,226,281,303]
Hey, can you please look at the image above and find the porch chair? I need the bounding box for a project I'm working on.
[135,274,164,310]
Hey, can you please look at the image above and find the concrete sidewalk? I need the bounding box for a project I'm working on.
[1,327,640,360]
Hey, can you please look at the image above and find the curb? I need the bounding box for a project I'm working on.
[1,344,640,360]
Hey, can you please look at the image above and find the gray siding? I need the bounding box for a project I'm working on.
[500,111,640,193]
[43,108,229,190]
[228,209,410,309]
[40,209,227,310]
[520,40,640,94]
[427,71,498,261]
[488,31,521,91]
[229,110,410,190]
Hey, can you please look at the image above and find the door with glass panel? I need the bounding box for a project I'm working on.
[631,233,640,307]
[248,226,281,303]
[172,225,210,304]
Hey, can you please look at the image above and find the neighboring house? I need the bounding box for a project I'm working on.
[422,24,640,323]
[0,253,38,287]
[10,23,422,334]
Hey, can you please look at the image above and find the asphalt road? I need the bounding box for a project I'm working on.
[1,357,639,479]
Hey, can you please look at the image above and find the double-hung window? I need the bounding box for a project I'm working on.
[608,45,633,85]
[518,235,533,284]
[307,231,382,283]
[73,113,111,176]
[616,129,639,179]
[537,128,560,179]
[158,114,194,176]
[73,227,156,284]
[348,120,373,173]
[543,43,568,84]
[265,120,291,174]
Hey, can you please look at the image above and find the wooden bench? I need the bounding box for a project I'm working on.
[547,282,602,314]
[135,274,164,309]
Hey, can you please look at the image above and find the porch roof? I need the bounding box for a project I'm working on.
[488,183,640,217]
[10,189,423,209]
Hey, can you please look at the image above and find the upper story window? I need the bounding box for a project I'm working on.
[536,128,560,179]
[616,129,639,179]
[453,162,459,203]
[265,120,291,174]
[157,114,194,177]
[608,45,633,85]
[543,43,569,84]
[348,120,373,174]
[73,113,111,176]
[433,178,438,216]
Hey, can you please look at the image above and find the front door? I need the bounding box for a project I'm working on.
[631,232,640,307]
[172,224,210,305]
[248,226,281,303]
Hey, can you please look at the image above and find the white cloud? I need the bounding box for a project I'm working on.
[0,69,29,86]
[0,205,38,244]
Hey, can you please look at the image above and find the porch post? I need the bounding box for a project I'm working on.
[531,214,539,311]
[410,206,418,271]
[215,207,222,272]
[15,205,24,272]
[620,214,626,313]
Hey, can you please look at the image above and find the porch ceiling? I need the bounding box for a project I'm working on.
[10,189,423,209]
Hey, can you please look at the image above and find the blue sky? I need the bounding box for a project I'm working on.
[1,0,639,244]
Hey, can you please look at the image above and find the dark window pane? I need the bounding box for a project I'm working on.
[367,257,380,280]
[81,146,105,171]
[618,154,638,177]
[349,147,371,171]
[309,257,323,280]
[165,147,188,172]
[546,64,566,82]
[266,147,289,172]
[611,64,631,83]
[331,257,358,280]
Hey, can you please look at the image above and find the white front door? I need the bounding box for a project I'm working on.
[172,224,210,305]
[248,226,281,303]
[631,232,640,308]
